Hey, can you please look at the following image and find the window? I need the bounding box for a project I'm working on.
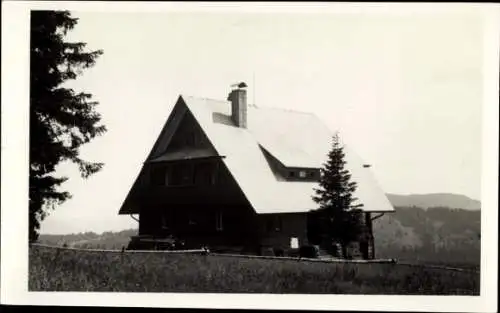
[267,215,282,232]
[188,212,197,226]
[151,165,167,186]
[275,216,282,231]
[266,219,274,232]
[170,163,194,186]
[289,169,315,180]
[195,162,216,185]
[215,211,223,231]
[160,213,170,233]
[164,169,170,186]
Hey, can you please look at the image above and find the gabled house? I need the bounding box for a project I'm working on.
[118,83,394,258]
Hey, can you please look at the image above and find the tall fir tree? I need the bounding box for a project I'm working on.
[30,11,106,242]
[311,133,364,257]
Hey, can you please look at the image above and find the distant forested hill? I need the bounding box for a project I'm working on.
[386,193,481,211]
[373,206,480,269]
[38,229,137,250]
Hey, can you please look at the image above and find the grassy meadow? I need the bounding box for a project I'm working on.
[29,245,479,294]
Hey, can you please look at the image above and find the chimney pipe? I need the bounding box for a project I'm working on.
[227,82,247,128]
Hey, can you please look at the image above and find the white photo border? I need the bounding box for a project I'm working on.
[1,2,498,312]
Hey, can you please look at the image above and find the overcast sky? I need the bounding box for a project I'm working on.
[38,6,486,234]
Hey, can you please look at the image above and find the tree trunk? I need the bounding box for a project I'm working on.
[371,237,375,259]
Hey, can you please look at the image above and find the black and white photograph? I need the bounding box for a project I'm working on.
[1,1,498,312]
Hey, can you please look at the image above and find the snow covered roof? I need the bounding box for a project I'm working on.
[178,95,394,214]
[118,94,394,215]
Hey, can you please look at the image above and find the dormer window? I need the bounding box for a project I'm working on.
[287,169,318,181]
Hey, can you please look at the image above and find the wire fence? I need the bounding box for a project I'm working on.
[30,243,479,274]
[31,243,207,254]
[395,261,480,274]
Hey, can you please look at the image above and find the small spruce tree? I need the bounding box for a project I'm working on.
[311,133,364,257]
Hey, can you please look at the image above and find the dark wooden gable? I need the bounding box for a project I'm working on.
[148,98,188,160]
[120,98,223,214]
[140,105,221,189]
[151,106,218,161]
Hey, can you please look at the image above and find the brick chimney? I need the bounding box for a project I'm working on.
[227,82,247,128]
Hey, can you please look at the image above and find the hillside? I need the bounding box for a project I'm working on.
[373,206,480,269]
[38,229,137,250]
[386,193,481,210]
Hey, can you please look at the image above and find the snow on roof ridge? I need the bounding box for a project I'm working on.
[251,104,316,116]
[182,94,319,118]
[181,95,228,103]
